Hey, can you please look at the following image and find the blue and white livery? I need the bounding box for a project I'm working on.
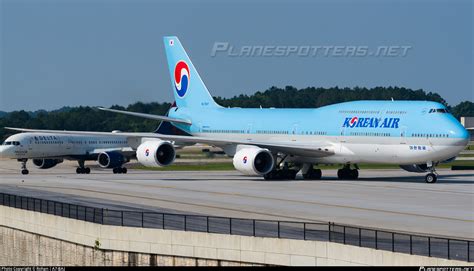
[3,36,469,183]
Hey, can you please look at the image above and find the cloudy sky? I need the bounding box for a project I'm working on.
[1,0,472,111]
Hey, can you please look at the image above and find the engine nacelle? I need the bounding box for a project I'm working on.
[233,147,274,176]
[32,159,63,169]
[97,151,126,168]
[136,140,175,167]
[399,164,429,173]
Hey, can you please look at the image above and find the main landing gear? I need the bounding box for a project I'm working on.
[264,160,323,181]
[264,168,297,180]
[337,164,359,180]
[302,164,322,180]
[19,159,29,175]
[113,167,127,174]
[264,157,298,180]
[76,160,91,174]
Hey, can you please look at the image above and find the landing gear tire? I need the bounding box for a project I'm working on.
[337,169,344,179]
[113,167,127,174]
[303,168,322,180]
[337,167,358,180]
[76,167,90,174]
[19,159,29,175]
[264,169,297,180]
[425,173,437,183]
[349,169,359,180]
[76,160,88,174]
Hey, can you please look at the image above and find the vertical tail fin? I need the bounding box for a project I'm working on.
[164,36,220,108]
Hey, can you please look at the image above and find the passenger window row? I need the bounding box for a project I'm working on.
[350,132,390,137]
[257,130,289,135]
[412,133,449,138]
[36,141,62,144]
[339,110,380,114]
[203,129,246,134]
[385,110,407,114]
[303,131,327,135]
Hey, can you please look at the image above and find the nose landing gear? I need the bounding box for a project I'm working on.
[19,159,29,175]
[425,163,438,183]
[425,173,437,183]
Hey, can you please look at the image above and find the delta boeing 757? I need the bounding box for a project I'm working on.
[0,132,134,174]
[2,36,469,183]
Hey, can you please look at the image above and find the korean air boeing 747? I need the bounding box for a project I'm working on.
[2,36,469,183]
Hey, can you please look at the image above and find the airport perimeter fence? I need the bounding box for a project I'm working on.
[0,192,472,262]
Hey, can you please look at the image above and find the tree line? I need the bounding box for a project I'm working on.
[1,86,473,141]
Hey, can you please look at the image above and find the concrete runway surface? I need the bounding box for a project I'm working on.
[0,159,473,240]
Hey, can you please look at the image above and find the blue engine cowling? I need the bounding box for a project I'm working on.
[32,159,63,169]
[97,152,126,168]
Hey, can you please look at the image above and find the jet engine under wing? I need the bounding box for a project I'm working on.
[4,127,334,157]
[97,107,192,125]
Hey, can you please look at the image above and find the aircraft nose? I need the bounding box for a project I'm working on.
[0,145,13,158]
[0,146,7,158]
[449,121,470,146]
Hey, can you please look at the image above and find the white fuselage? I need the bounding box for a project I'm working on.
[0,132,129,160]
[193,132,467,165]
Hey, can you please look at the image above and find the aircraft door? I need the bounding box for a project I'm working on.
[400,126,407,144]
[247,123,252,134]
[65,138,72,152]
[292,124,299,135]
[290,123,299,142]
[339,127,346,142]
[28,138,33,151]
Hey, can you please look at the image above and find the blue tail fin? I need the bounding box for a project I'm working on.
[164,36,220,108]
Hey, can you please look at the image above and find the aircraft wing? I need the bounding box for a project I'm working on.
[4,127,334,157]
[97,107,192,125]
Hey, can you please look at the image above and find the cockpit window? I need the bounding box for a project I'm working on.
[2,141,20,146]
[429,108,448,113]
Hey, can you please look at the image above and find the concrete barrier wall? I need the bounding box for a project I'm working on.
[0,205,471,266]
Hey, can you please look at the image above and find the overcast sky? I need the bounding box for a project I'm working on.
[1,0,472,112]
